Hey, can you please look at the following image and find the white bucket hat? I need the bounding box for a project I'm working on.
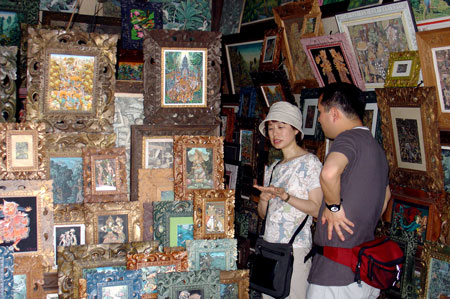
[258,101,304,139]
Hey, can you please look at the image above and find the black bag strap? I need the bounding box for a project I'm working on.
[259,160,281,237]
[288,215,309,245]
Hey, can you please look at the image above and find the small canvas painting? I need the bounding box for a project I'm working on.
[12,274,27,299]
[94,158,117,191]
[97,214,128,244]
[205,202,225,233]
[391,199,429,243]
[50,157,83,204]
[199,251,226,270]
[186,147,214,189]
[101,285,129,299]
[0,11,20,46]
[177,223,194,248]
[144,138,173,169]
[221,282,238,298]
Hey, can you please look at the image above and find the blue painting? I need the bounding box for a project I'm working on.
[161,190,174,201]
[0,11,20,46]
[392,199,429,244]
[199,252,226,270]
[221,282,238,298]
[177,223,193,247]
[50,157,83,204]
[82,266,127,279]
[13,274,26,299]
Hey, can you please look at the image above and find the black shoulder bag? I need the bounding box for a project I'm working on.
[248,161,309,299]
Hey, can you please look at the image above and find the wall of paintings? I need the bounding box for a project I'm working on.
[0,0,449,298]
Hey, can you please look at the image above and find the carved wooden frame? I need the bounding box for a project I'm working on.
[138,168,173,203]
[0,122,47,180]
[130,124,219,202]
[220,270,250,299]
[416,27,450,130]
[384,51,421,88]
[0,247,14,298]
[193,189,235,240]
[25,27,117,133]
[0,46,17,122]
[173,135,224,201]
[376,87,444,193]
[186,239,237,271]
[82,147,128,202]
[85,270,142,298]
[259,28,283,72]
[142,29,221,125]
[13,256,45,298]
[0,180,54,269]
[419,241,450,299]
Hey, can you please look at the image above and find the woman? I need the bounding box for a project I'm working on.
[254,101,323,299]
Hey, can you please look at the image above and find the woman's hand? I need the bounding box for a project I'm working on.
[253,184,288,201]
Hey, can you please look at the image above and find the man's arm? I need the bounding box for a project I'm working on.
[320,151,355,241]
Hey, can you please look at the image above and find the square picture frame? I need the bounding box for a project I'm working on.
[82,147,128,203]
[173,135,224,201]
[220,270,250,299]
[335,1,418,89]
[0,122,47,180]
[376,87,444,193]
[138,168,174,203]
[26,27,118,133]
[153,201,194,249]
[416,27,450,130]
[143,29,221,125]
[259,28,283,72]
[300,32,366,90]
[251,70,295,108]
[193,189,235,240]
[13,256,45,298]
[420,242,450,299]
[85,270,142,298]
[0,247,14,298]
[384,51,421,87]
[130,124,219,202]
[186,239,237,271]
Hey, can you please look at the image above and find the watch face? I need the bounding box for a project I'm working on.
[330,206,339,212]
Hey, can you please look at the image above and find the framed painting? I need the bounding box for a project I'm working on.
[300,32,365,91]
[0,122,46,180]
[410,0,450,30]
[225,162,239,190]
[239,129,254,165]
[0,0,39,45]
[238,87,257,118]
[82,147,128,203]
[13,256,45,298]
[416,28,450,130]
[273,0,324,91]
[0,246,14,298]
[54,224,85,267]
[117,61,144,81]
[120,0,162,50]
[156,269,220,299]
[39,0,77,12]
[225,39,263,94]
[384,51,421,87]
[302,98,318,137]
[193,189,235,240]
[139,168,174,202]
[127,250,188,298]
[347,0,382,10]
[155,0,211,31]
[85,270,142,298]
[376,87,444,193]
[142,137,173,170]
[25,27,118,133]
[57,241,159,299]
[0,180,54,268]
[241,0,294,25]
[173,135,224,201]
[84,201,141,245]
[153,200,193,249]
[143,29,221,125]
[130,124,218,202]
[0,46,17,122]
[441,146,450,193]
[220,270,250,299]
[186,239,237,271]
[219,0,246,36]
[251,70,295,108]
[420,242,450,299]
[259,28,283,72]
[335,1,418,89]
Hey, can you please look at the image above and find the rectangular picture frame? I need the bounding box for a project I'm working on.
[259,28,283,72]
[186,239,237,271]
[85,270,142,298]
[220,269,250,299]
[420,241,450,299]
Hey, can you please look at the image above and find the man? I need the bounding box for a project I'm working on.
[307,83,390,299]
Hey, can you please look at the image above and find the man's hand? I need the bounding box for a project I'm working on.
[321,207,354,241]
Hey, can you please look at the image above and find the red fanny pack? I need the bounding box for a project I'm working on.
[320,237,404,289]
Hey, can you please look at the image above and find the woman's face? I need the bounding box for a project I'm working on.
[267,120,298,150]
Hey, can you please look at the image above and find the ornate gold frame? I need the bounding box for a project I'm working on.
[57,241,159,298]
[84,201,141,244]
[173,135,224,201]
[0,122,47,180]
[25,27,118,133]
[220,270,250,299]
[138,168,173,202]
[0,180,54,269]
[384,51,421,87]
[420,241,450,298]
[0,46,18,122]
[376,87,444,193]
[46,132,116,155]
[13,256,45,298]
[82,147,128,202]
[193,189,235,240]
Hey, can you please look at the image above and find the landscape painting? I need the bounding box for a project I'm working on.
[0,11,20,46]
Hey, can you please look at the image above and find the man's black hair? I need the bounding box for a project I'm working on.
[320,83,366,122]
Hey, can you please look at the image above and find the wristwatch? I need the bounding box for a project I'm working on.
[325,199,343,212]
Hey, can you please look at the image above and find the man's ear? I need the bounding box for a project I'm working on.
[330,106,339,122]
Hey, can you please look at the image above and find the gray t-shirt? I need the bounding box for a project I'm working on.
[308,127,389,286]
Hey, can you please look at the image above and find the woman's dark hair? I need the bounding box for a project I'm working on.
[320,83,365,122]
[264,121,303,146]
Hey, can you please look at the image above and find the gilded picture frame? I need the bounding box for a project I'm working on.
[335,1,418,89]
[173,135,224,201]
[0,180,54,269]
[0,247,14,298]
[156,269,221,299]
[384,51,421,87]
[416,27,450,130]
[193,189,235,240]
[259,28,283,72]
[420,242,450,299]
[82,147,128,203]
[186,239,237,271]
[130,124,219,202]
[25,27,118,133]
[138,168,174,202]
[153,200,194,249]
[84,201,141,245]
[0,46,17,122]
[13,256,45,298]
[220,270,250,299]
[85,270,142,298]
[0,122,47,180]
[376,87,444,193]
[57,241,159,299]
[143,29,221,125]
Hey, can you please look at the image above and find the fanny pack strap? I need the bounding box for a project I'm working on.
[304,244,353,267]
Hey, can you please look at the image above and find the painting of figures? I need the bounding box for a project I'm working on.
[310,46,353,86]
[47,54,95,112]
[50,157,83,204]
[54,224,85,266]
[205,202,225,234]
[391,199,428,244]
[94,158,117,192]
[97,214,128,244]
[162,48,206,107]
[144,138,173,169]
[40,0,78,12]
[186,147,214,189]
[395,118,422,165]
[101,285,129,299]
[199,252,226,270]
[0,197,37,252]
[0,11,20,46]
[221,283,239,298]
[261,84,284,106]
[432,47,450,111]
